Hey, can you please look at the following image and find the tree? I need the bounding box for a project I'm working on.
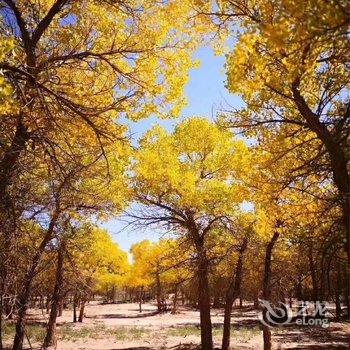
[0,0,208,217]
[204,0,349,263]
[0,4,211,339]
[41,222,128,347]
[131,117,251,350]
[8,137,129,350]
[128,240,154,312]
[221,215,251,350]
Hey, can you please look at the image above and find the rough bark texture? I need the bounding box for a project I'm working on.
[192,229,213,350]
[73,295,78,323]
[222,238,248,350]
[171,285,179,314]
[78,299,85,322]
[262,231,280,350]
[292,82,350,263]
[43,240,65,348]
[12,213,58,350]
[0,121,30,217]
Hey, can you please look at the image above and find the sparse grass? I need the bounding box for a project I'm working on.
[58,324,102,341]
[58,324,149,342]
[2,321,46,343]
[2,320,259,346]
[108,326,149,341]
[166,325,260,342]
[167,325,202,337]
[230,326,261,342]
[1,321,15,338]
[3,321,150,344]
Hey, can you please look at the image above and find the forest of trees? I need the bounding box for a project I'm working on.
[0,1,348,350]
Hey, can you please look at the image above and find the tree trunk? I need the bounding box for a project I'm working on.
[192,232,213,350]
[212,293,221,308]
[254,295,259,308]
[46,294,51,314]
[222,238,248,350]
[291,83,350,266]
[262,231,280,350]
[171,285,179,314]
[335,264,342,320]
[58,300,63,317]
[78,299,85,322]
[181,288,185,305]
[307,244,319,303]
[0,292,3,350]
[73,295,78,323]
[156,269,162,312]
[138,287,143,313]
[43,240,65,348]
[111,286,116,304]
[0,121,30,216]
[12,213,59,350]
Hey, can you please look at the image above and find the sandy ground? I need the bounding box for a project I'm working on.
[8,301,350,350]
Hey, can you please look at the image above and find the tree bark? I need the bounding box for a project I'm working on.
[43,240,65,348]
[192,231,213,350]
[0,121,30,214]
[262,231,280,350]
[307,243,319,303]
[222,238,248,350]
[292,83,350,264]
[171,285,179,314]
[156,269,162,312]
[138,287,143,313]
[335,262,342,320]
[78,299,85,322]
[58,300,63,317]
[111,286,116,304]
[12,212,59,350]
[73,295,78,323]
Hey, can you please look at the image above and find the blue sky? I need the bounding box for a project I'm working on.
[100,46,244,253]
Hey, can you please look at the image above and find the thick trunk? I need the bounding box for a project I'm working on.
[0,293,3,350]
[212,293,221,308]
[58,300,63,317]
[262,231,280,350]
[46,295,51,314]
[345,284,350,319]
[292,84,350,264]
[43,241,65,348]
[73,295,78,323]
[12,214,58,350]
[0,121,30,212]
[222,238,248,350]
[78,299,85,322]
[192,233,212,350]
[197,257,213,350]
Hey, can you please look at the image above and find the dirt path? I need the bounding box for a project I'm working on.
[11,301,349,349]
